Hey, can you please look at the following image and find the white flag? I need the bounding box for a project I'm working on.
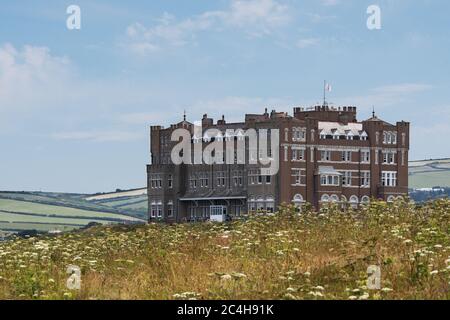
[325,83,332,92]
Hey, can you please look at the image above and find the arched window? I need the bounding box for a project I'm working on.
[361,196,370,204]
[321,194,330,203]
[330,195,340,203]
[387,195,395,203]
[292,194,304,212]
[156,201,163,218]
[265,196,275,213]
[256,196,265,211]
[248,196,256,212]
[349,195,359,209]
[293,194,304,203]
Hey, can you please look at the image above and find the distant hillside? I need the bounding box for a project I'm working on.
[409,158,450,189]
[0,190,146,234]
[86,188,147,201]
[84,188,148,218]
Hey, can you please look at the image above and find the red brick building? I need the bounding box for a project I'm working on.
[147,105,410,222]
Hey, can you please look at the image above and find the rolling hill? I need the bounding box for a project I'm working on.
[0,191,146,234]
[409,158,450,189]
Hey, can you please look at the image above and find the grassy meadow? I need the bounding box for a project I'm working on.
[0,199,450,300]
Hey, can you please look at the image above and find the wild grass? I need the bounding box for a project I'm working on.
[0,199,449,300]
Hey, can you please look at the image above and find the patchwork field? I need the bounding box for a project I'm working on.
[87,194,148,220]
[0,194,145,233]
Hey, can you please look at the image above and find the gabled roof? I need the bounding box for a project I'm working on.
[318,121,363,136]
[365,116,393,126]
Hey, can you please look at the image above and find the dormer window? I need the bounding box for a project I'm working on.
[332,130,340,140]
[236,130,245,141]
[346,131,354,140]
[192,134,201,144]
[360,131,368,141]
[203,133,211,143]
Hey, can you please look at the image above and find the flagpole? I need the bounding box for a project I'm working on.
[323,80,326,106]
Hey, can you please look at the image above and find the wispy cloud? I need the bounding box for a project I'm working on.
[322,0,340,6]
[123,0,291,55]
[296,38,320,48]
[340,83,433,111]
[0,43,71,111]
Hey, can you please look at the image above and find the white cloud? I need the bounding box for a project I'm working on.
[225,0,290,29]
[0,43,71,111]
[0,43,170,140]
[123,0,291,55]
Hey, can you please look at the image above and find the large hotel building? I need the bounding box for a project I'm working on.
[147,105,409,222]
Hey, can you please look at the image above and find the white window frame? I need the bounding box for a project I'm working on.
[342,171,352,186]
[341,151,352,162]
[321,150,331,161]
[381,171,397,187]
[321,175,339,186]
[361,150,370,163]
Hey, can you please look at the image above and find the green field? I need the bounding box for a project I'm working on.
[87,195,148,220]
[409,158,450,188]
[0,196,145,233]
[93,195,148,215]
[0,222,81,233]
[0,199,141,221]
[409,171,450,189]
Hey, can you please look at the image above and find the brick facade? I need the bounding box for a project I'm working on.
[147,106,410,222]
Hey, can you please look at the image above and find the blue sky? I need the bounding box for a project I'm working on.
[0,0,449,193]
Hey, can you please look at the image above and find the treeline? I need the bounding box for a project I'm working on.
[410,188,450,202]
